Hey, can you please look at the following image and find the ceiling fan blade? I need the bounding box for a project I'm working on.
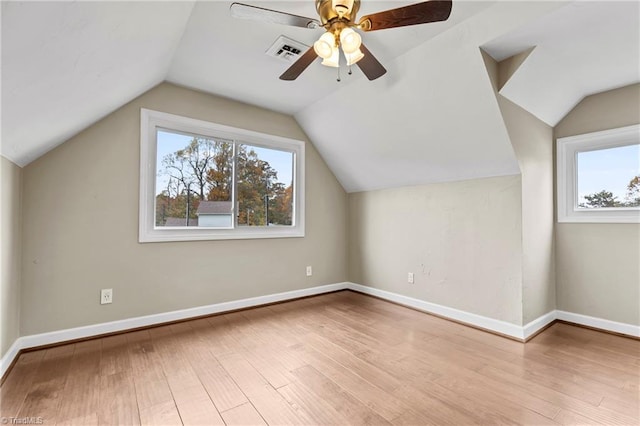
[230,3,322,29]
[356,44,387,81]
[358,0,452,32]
[280,47,318,81]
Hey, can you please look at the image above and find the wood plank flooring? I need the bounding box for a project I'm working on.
[1,290,639,425]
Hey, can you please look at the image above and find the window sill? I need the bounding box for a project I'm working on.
[139,227,305,243]
[558,209,640,224]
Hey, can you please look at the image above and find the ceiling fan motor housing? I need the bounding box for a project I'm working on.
[316,0,361,25]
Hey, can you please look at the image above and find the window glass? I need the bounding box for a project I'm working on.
[577,144,640,209]
[155,130,233,228]
[237,144,294,227]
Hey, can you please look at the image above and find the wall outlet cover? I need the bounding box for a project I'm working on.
[100,288,113,305]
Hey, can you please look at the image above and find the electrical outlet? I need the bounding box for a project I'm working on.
[306,266,313,277]
[100,288,113,305]
[408,272,414,284]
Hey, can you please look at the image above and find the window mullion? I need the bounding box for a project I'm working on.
[232,140,238,229]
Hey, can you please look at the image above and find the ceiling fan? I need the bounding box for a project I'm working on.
[230,0,453,81]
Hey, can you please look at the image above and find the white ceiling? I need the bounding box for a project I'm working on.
[482,1,640,126]
[167,1,492,115]
[1,0,195,166]
[2,1,638,193]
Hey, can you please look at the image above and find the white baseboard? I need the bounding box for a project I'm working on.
[0,339,22,381]
[523,310,557,339]
[3,281,639,380]
[348,282,639,340]
[348,282,528,339]
[556,310,640,338]
[1,282,349,379]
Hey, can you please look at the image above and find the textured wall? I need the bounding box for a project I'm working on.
[349,176,524,325]
[20,83,348,335]
[498,97,555,324]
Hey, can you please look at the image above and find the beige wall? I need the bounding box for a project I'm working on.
[1,156,22,358]
[554,83,640,325]
[20,83,348,336]
[484,50,556,324]
[498,98,555,324]
[349,176,524,325]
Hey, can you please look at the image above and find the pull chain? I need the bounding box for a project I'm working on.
[348,65,353,75]
[337,65,341,82]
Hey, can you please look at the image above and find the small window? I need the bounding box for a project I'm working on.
[140,109,305,242]
[557,124,640,223]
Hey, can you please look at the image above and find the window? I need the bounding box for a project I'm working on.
[557,124,640,223]
[140,109,305,242]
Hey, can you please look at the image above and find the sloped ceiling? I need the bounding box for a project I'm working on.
[1,1,195,166]
[482,1,640,126]
[2,1,638,193]
[296,1,566,192]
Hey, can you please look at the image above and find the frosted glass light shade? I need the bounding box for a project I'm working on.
[313,32,335,59]
[321,48,340,67]
[345,48,364,66]
[340,28,362,54]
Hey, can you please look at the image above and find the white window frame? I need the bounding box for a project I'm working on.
[557,124,640,223]
[139,108,305,242]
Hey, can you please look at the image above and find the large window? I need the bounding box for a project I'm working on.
[557,124,639,223]
[140,109,305,242]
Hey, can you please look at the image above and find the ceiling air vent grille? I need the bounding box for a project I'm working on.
[266,35,309,62]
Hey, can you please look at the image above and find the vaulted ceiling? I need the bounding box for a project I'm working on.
[2,1,638,192]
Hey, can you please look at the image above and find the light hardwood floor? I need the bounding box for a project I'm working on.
[1,290,639,425]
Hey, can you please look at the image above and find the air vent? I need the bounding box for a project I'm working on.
[266,35,310,62]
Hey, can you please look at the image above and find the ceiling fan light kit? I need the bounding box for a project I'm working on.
[313,26,363,70]
[230,0,453,81]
